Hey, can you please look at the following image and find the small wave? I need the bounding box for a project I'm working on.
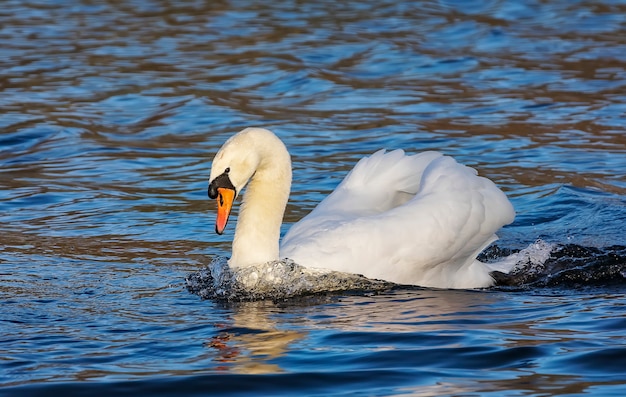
[185,256,394,301]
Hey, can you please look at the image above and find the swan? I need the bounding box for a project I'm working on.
[207,127,515,289]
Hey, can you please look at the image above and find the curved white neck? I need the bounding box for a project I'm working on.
[229,143,292,268]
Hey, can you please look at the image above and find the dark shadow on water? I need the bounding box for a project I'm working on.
[0,370,421,397]
[489,244,626,289]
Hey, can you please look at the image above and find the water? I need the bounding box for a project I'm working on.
[1,0,625,395]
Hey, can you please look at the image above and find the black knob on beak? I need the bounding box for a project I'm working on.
[208,181,218,199]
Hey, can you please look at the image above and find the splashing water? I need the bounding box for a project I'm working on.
[488,240,555,274]
[186,256,394,301]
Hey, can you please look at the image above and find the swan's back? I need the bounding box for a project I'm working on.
[280,150,515,288]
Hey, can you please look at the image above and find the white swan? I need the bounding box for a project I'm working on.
[208,127,515,289]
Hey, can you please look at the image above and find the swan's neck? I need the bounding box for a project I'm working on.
[229,149,292,268]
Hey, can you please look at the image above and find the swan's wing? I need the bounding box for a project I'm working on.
[280,153,515,289]
[282,150,436,248]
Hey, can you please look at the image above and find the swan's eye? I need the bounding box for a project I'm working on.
[225,167,230,173]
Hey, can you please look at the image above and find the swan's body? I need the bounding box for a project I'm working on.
[208,128,515,289]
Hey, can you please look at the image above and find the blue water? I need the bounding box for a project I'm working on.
[1,0,626,395]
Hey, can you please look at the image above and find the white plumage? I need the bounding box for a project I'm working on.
[208,127,515,289]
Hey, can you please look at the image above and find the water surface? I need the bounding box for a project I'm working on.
[1,0,625,396]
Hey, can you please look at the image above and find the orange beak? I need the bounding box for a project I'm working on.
[215,187,235,235]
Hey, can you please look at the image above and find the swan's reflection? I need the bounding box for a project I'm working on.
[205,300,304,374]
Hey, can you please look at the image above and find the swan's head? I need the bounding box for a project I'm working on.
[208,127,292,235]
[208,129,265,234]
